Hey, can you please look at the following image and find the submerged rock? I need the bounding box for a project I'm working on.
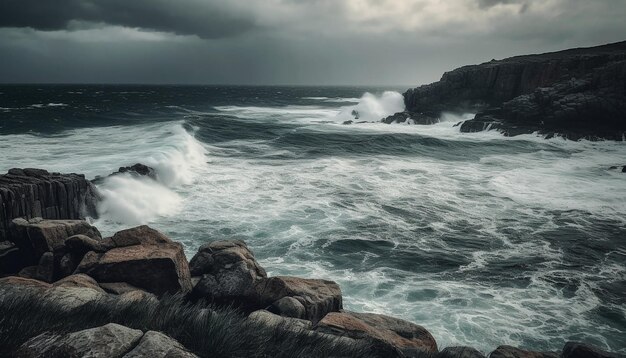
[92,163,158,184]
[489,345,559,358]
[562,342,625,358]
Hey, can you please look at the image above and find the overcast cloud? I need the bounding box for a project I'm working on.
[0,0,624,85]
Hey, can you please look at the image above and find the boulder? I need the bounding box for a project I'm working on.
[0,168,100,242]
[255,276,342,323]
[119,290,158,303]
[562,342,625,358]
[190,239,266,306]
[76,227,192,296]
[438,346,486,358]
[100,281,147,295]
[9,217,101,264]
[16,323,143,358]
[65,234,112,254]
[268,296,307,319]
[52,273,105,292]
[110,225,173,247]
[489,345,559,358]
[0,275,51,289]
[249,309,313,331]
[44,286,107,310]
[315,311,438,355]
[34,251,54,282]
[123,330,198,358]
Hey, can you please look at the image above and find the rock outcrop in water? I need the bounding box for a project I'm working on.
[386,40,626,140]
[0,168,99,242]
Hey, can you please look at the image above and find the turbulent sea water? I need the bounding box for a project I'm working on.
[1,85,625,354]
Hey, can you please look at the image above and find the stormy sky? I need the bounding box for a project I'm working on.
[0,0,625,85]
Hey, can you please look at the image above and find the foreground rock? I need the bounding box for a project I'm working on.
[256,276,343,323]
[0,168,99,242]
[562,342,625,358]
[124,330,198,358]
[389,41,626,140]
[16,323,143,358]
[76,225,192,296]
[190,239,267,307]
[316,311,438,356]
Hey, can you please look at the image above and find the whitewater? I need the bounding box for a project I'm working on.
[0,85,624,354]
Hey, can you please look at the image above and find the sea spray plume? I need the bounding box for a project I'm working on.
[94,123,207,226]
[337,91,405,123]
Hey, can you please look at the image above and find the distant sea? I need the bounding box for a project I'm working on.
[1,85,625,353]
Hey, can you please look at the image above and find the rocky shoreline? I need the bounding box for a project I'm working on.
[1,169,624,357]
[381,41,626,140]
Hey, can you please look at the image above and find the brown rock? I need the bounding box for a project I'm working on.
[76,238,192,296]
[315,311,438,354]
[111,225,173,247]
[52,273,104,292]
[9,217,101,263]
[439,346,486,358]
[0,275,51,289]
[256,276,342,323]
[268,296,307,319]
[65,234,111,254]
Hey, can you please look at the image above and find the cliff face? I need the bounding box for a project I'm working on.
[0,168,99,241]
[396,41,626,139]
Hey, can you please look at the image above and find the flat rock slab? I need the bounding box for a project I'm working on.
[123,330,198,358]
[315,311,438,354]
[17,323,143,358]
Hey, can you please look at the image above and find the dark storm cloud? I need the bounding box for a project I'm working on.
[0,0,255,39]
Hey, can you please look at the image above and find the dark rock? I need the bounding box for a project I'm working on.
[255,276,342,323]
[93,163,158,184]
[123,330,198,358]
[16,323,143,358]
[0,240,26,274]
[438,346,485,358]
[562,342,625,358]
[99,281,147,295]
[76,226,192,296]
[0,168,100,242]
[394,41,626,140]
[17,265,38,279]
[343,120,354,125]
[268,296,307,319]
[190,239,267,306]
[249,309,313,331]
[382,111,439,125]
[34,251,54,282]
[489,345,559,358]
[315,310,438,355]
[9,217,102,265]
[66,234,112,254]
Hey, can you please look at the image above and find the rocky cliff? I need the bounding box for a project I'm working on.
[0,168,99,241]
[389,41,626,140]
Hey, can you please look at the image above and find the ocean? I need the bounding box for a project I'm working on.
[1,85,625,354]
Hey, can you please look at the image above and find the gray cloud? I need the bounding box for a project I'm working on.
[0,0,625,85]
[0,0,256,39]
